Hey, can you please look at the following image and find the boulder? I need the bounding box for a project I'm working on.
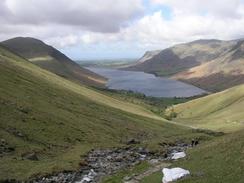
[171,152,186,160]
[162,168,190,183]
[126,139,140,145]
[21,152,39,161]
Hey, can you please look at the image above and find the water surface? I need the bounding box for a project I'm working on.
[87,67,207,98]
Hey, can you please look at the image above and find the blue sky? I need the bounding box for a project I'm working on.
[0,0,244,60]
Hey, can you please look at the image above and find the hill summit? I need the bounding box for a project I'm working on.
[1,37,107,87]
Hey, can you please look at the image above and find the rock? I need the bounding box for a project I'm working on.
[126,139,140,145]
[22,152,39,161]
[35,146,166,183]
[1,138,6,145]
[138,147,149,154]
[123,176,131,181]
[162,168,190,183]
[191,139,199,147]
[171,152,186,160]
[6,147,15,152]
[79,160,88,167]
[149,159,159,165]
[17,132,24,137]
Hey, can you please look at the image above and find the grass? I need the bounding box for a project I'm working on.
[101,161,150,183]
[1,37,107,88]
[174,130,244,183]
[0,46,212,181]
[141,129,244,183]
[96,89,195,116]
[166,84,244,132]
[141,171,162,183]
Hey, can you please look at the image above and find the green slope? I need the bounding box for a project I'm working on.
[175,129,244,183]
[141,129,244,183]
[0,46,207,181]
[167,84,244,132]
[1,37,107,88]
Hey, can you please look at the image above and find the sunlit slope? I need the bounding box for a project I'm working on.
[124,39,235,76]
[169,85,244,131]
[173,40,244,91]
[0,45,162,121]
[1,37,107,87]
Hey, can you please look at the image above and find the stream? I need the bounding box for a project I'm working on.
[34,143,190,183]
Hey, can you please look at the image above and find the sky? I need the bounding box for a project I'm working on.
[0,0,244,60]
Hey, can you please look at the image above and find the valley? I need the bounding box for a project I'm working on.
[0,39,210,181]
[0,37,243,183]
[1,1,244,183]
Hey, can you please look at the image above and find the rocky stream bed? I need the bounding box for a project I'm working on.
[34,143,190,183]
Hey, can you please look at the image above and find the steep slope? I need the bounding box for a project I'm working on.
[173,40,244,91]
[166,84,244,132]
[0,45,205,181]
[1,37,107,87]
[124,39,235,76]
[124,39,244,91]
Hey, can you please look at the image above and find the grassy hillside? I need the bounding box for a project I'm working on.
[0,45,209,181]
[141,129,244,183]
[166,84,244,132]
[124,39,235,76]
[95,89,199,116]
[124,39,244,92]
[174,40,244,91]
[1,37,107,88]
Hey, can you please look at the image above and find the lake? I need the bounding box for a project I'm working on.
[86,67,208,98]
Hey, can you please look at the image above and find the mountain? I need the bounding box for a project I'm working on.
[124,39,244,91]
[124,39,235,75]
[166,84,244,132]
[173,40,244,91]
[0,44,204,181]
[1,37,107,87]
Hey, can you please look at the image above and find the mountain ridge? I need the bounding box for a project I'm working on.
[123,38,244,91]
[1,37,107,88]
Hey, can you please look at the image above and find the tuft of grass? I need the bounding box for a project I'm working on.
[101,161,150,183]
[141,171,162,183]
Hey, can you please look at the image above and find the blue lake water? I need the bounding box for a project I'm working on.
[86,67,207,98]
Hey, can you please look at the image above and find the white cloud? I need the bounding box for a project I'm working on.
[0,0,144,33]
[120,9,244,50]
[0,0,244,58]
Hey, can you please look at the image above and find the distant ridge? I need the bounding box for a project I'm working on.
[124,39,244,91]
